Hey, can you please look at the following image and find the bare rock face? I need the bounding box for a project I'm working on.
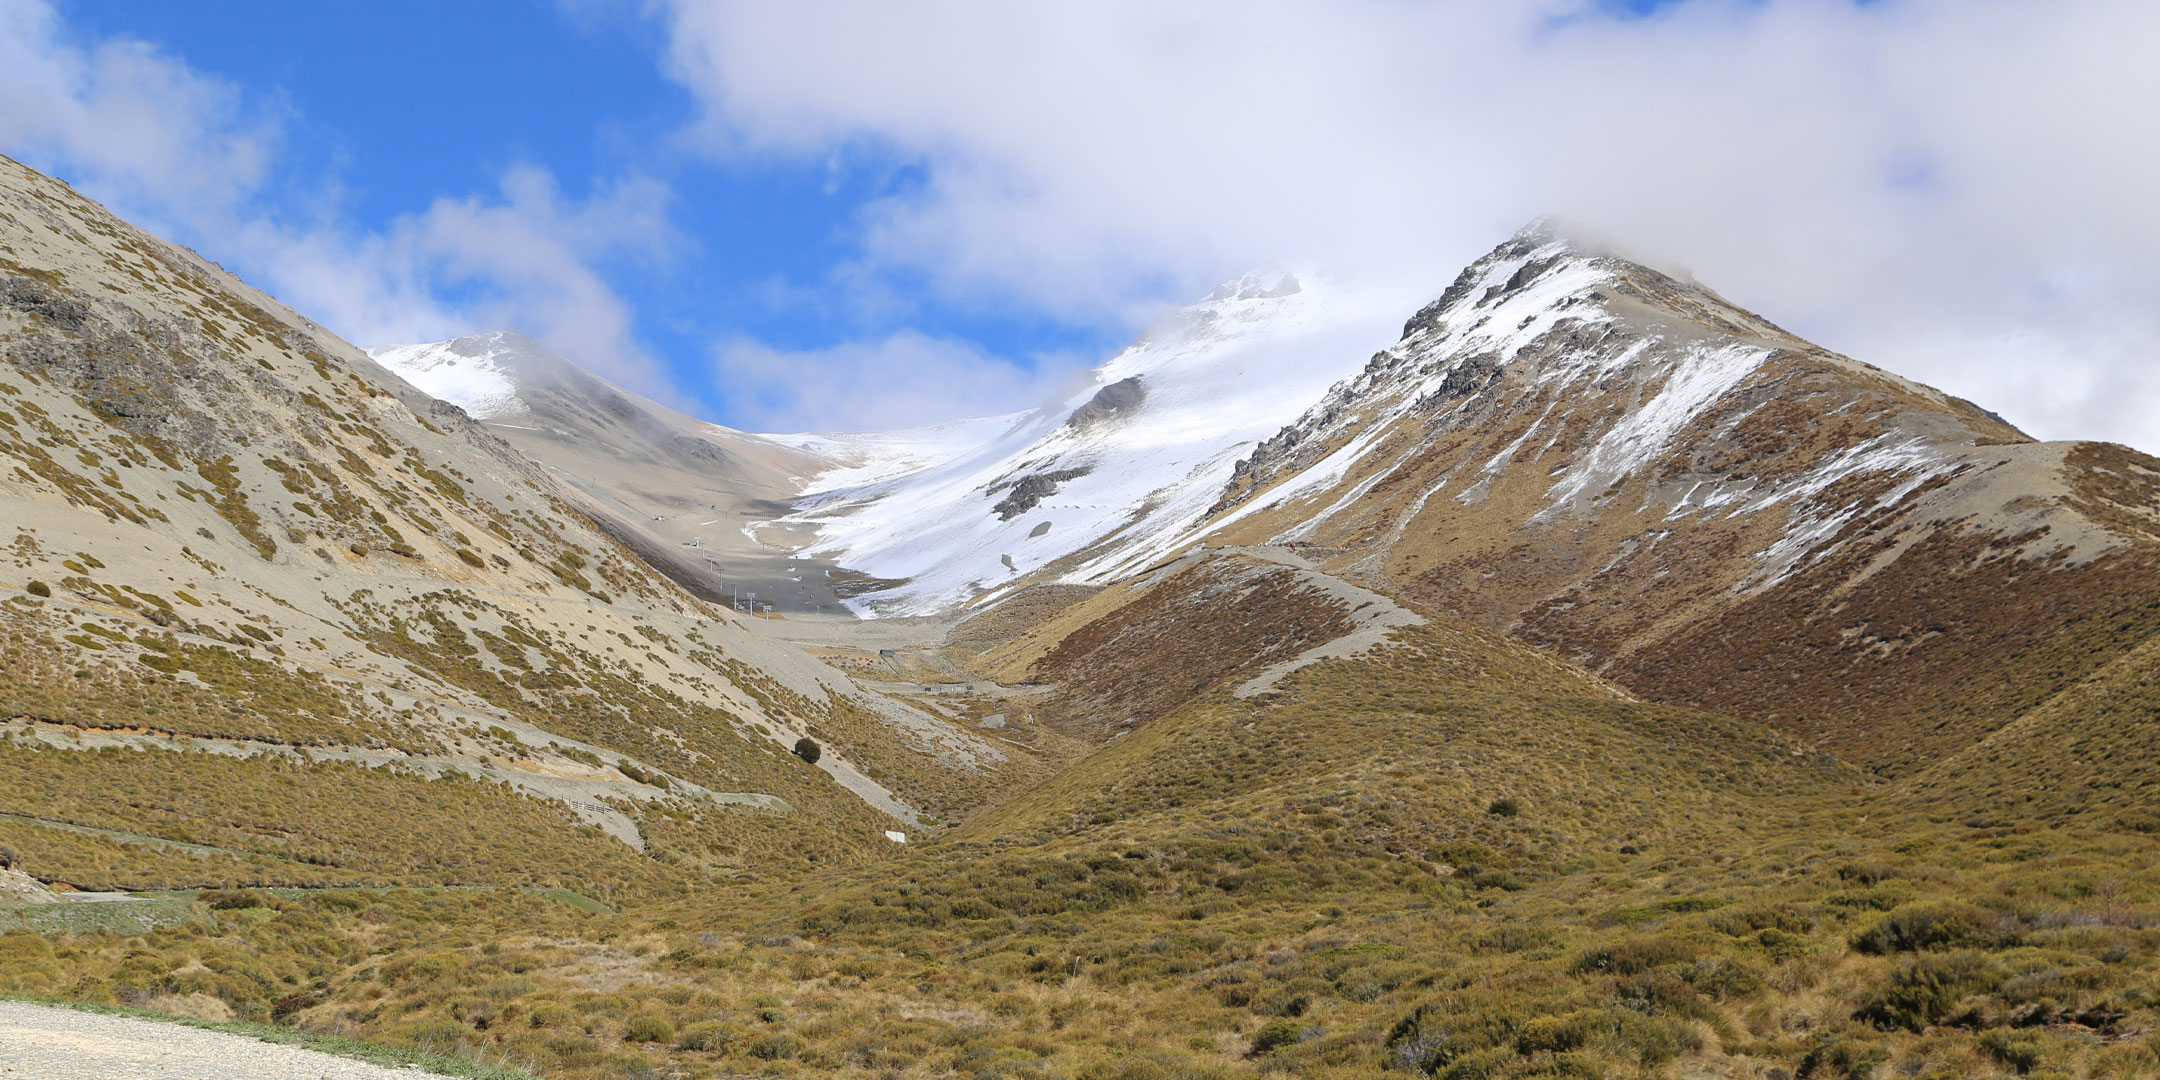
[1063,376,1145,430]
[1189,223,2160,775]
[770,217,2158,780]
[739,215,2158,779]
[991,468,1092,521]
[0,867,56,904]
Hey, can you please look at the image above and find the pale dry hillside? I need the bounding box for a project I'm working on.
[0,155,1006,892]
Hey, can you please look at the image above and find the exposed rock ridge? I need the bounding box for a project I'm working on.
[991,467,1092,521]
[1064,376,1144,430]
[1166,219,2159,777]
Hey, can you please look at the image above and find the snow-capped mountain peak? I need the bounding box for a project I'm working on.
[365,330,540,420]
[762,268,1413,616]
[779,219,2086,646]
[1202,267,1303,303]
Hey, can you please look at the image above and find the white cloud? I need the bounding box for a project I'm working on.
[0,0,275,233]
[0,0,674,398]
[654,0,2160,451]
[247,166,679,395]
[716,332,1077,433]
[10,0,2157,444]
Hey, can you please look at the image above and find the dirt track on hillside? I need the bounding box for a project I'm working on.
[0,1001,464,1079]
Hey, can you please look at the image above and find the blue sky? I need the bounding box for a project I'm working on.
[4,1,2157,448]
[42,0,1122,428]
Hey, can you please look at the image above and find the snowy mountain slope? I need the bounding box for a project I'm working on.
[368,332,848,609]
[1203,220,2048,569]
[764,219,2160,777]
[372,223,2160,780]
[761,413,1030,491]
[1161,221,2160,775]
[366,331,807,476]
[366,333,530,419]
[762,271,1418,615]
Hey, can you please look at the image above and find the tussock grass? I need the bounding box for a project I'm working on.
[5,594,2153,1078]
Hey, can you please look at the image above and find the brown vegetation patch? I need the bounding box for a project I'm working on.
[1609,519,2160,776]
[1027,557,1354,741]
[946,583,1101,647]
[2062,440,2160,543]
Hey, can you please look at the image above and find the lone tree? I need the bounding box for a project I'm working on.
[793,737,821,765]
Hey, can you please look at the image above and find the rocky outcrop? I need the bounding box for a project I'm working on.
[1183,222,2159,776]
[991,467,1091,520]
[1064,376,1144,429]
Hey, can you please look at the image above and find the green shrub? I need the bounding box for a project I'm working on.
[200,889,273,911]
[1681,954,1765,1001]
[1856,950,2004,1032]
[1660,896,1732,913]
[1486,797,1520,817]
[25,581,50,597]
[1515,1013,1591,1055]
[527,1002,576,1027]
[1435,843,1507,869]
[1797,1038,1891,1079]
[1571,935,1704,976]
[1249,1019,1303,1055]
[1606,1009,1692,1066]
[794,737,821,764]
[676,1020,737,1051]
[624,1014,674,1043]
[1852,902,2012,954]
[1835,861,1902,885]
[1436,1048,1514,1080]
[1466,867,1525,891]
[747,1033,805,1060]
[1613,970,1709,1020]
[1825,888,1908,911]
[1709,904,1813,937]
[1979,1029,2044,1073]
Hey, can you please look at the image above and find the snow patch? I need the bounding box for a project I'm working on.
[764,272,1414,616]
[366,333,530,419]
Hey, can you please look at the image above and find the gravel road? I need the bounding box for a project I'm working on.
[0,1001,466,1079]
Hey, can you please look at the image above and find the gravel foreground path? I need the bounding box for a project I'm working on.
[0,1001,464,1079]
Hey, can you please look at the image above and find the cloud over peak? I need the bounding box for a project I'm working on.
[654,0,2160,449]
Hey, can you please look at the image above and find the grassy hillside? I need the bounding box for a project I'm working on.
[1,157,2157,1080]
[1898,625,2160,833]
[8,587,2155,1079]
[0,154,1035,897]
[1094,232,2160,788]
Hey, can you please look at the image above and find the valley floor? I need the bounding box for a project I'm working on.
[4,565,2156,1080]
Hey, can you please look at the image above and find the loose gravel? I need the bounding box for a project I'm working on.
[0,1001,466,1079]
